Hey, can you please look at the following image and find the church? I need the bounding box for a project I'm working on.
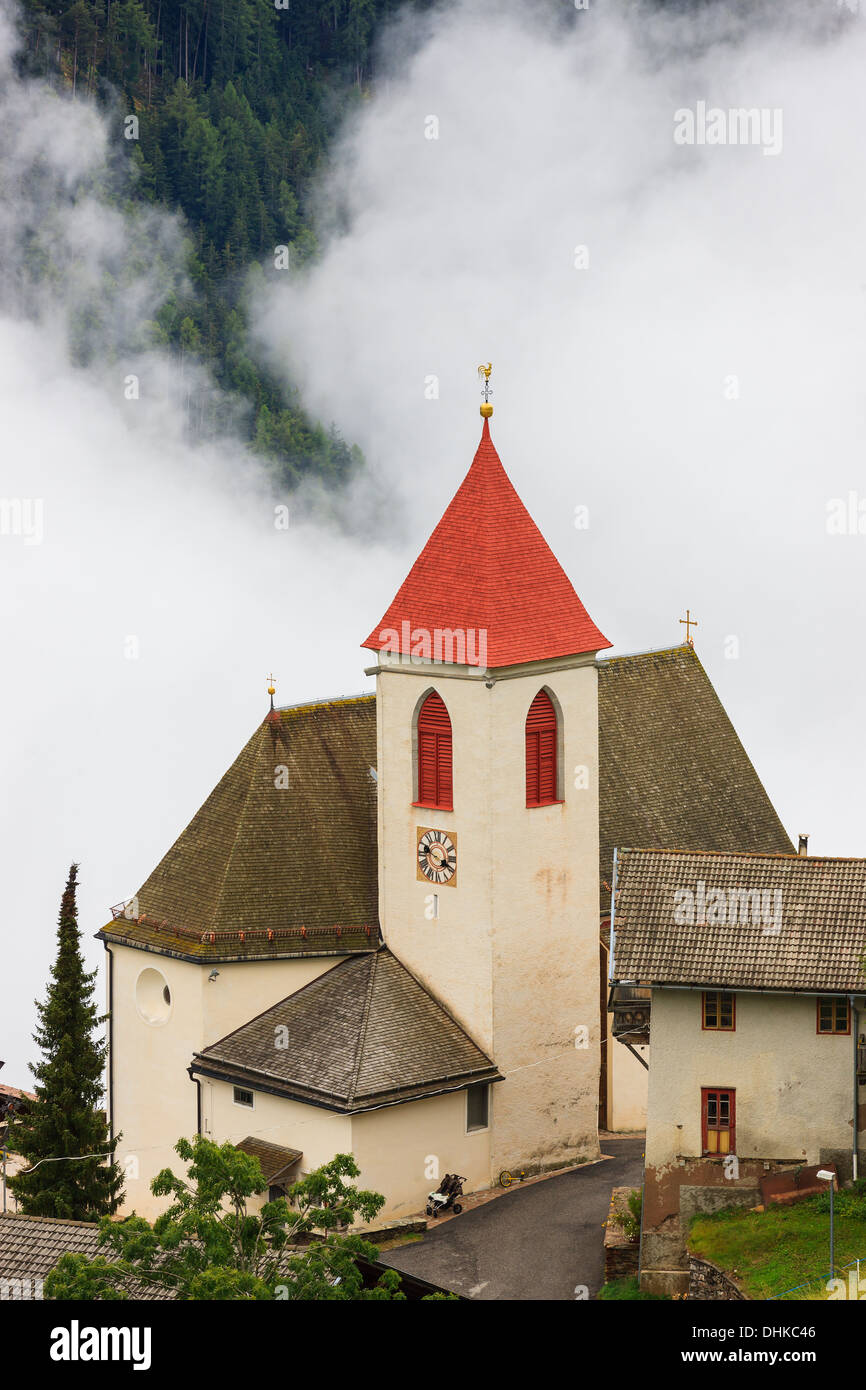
[100,391,792,1224]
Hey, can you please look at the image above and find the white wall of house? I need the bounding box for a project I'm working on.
[646,988,860,1169]
[609,1032,648,1132]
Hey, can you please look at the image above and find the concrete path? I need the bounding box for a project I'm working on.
[380,1136,645,1301]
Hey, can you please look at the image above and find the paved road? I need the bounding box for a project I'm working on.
[381,1137,645,1301]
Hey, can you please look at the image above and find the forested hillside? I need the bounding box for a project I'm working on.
[15,0,426,487]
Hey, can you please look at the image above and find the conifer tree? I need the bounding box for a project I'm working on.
[9,865,124,1220]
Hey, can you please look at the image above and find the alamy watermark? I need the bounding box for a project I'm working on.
[378,622,488,668]
[674,102,783,157]
[0,497,43,545]
[674,880,782,935]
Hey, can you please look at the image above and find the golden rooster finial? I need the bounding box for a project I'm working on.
[478,363,493,418]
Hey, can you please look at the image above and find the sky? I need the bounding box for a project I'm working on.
[3,0,866,1084]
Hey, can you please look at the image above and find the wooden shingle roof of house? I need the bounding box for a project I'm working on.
[598,645,792,911]
[235,1137,302,1187]
[100,695,379,962]
[0,1214,174,1299]
[191,948,502,1112]
[611,848,866,993]
[100,645,791,962]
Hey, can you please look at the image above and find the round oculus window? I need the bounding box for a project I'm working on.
[136,967,172,1024]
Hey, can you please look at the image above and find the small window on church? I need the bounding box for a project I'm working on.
[525,691,559,806]
[233,1087,254,1108]
[466,1083,489,1133]
[415,691,453,810]
[818,997,850,1035]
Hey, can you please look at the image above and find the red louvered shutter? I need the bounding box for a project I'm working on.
[417,692,453,809]
[526,691,558,805]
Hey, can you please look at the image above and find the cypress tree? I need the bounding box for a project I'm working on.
[9,864,124,1219]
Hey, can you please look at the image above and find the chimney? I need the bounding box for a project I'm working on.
[798,833,809,857]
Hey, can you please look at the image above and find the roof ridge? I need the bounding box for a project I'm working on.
[380,947,496,1063]
[620,847,866,865]
[273,692,374,715]
[348,950,381,1105]
[0,1213,101,1228]
[209,722,271,931]
[598,643,695,666]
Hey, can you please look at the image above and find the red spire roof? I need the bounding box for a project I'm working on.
[362,419,611,669]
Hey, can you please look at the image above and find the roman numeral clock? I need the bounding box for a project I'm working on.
[416,827,458,887]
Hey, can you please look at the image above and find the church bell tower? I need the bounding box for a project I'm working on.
[361,372,611,1180]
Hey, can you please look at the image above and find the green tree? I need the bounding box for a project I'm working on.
[9,864,124,1220]
[44,1141,410,1300]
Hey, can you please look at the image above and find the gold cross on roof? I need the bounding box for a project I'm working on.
[679,610,698,646]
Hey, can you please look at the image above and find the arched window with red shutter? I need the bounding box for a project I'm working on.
[416,691,453,810]
[525,690,558,806]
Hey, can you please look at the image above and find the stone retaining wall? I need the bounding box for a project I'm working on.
[604,1187,640,1283]
[689,1255,747,1300]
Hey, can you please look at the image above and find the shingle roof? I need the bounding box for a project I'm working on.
[0,1214,174,1299]
[362,419,611,668]
[191,948,501,1111]
[598,646,793,910]
[0,1085,35,1102]
[235,1137,302,1186]
[611,848,866,992]
[100,646,791,963]
[100,696,379,961]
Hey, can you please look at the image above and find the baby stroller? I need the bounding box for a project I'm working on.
[426,1173,466,1218]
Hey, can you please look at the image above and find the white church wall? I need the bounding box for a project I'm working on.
[109,944,204,1219]
[350,1086,492,1225]
[487,660,601,1176]
[200,956,336,1048]
[207,1079,352,1212]
[375,652,602,1186]
[109,945,343,1218]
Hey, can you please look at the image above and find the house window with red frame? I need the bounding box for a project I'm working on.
[525,690,559,806]
[415,692,453,810]
[701,1087,735,1155]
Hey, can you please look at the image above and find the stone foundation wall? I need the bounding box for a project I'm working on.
[604,1187,640,1283]
[689,1256,747,1300]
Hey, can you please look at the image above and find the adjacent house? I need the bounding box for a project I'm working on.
[610,847,866,1295]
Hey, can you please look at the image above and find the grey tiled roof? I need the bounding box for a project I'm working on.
[611,848,866,992]
[598,646,793,910]
[192,948,501,1111]
[0,1214,174,1299]
[100,645,791,964]
[100,696,380,961]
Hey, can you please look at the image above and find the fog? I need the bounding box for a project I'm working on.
[3,0,866,1082]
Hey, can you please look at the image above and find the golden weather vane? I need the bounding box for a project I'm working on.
[478,363,493,418]
[679,610,698,647]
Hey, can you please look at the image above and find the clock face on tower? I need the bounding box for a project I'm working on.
[416,827,458,887]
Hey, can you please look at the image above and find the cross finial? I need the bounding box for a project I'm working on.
[267,672,276,711]
[679,610,698,647]
[478,363,493,418]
